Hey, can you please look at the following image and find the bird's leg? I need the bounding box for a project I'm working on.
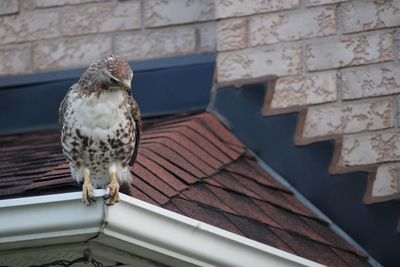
[82,168,95,206]
[106,167,120,205]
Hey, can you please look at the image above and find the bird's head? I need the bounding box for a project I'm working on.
[83,54,133,92]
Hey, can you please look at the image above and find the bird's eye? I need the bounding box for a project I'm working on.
[110,77,118,83]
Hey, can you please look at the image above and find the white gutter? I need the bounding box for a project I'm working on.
[0,190,324,267]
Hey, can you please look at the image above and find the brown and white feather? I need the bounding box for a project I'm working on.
[59,55,140,188]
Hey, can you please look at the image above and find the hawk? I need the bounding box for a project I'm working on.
[59,54,141,205]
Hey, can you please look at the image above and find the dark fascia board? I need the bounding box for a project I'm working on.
[0,53,215,135]
[0,53,216,90]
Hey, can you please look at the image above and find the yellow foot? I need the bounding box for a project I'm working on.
[105,169,120,205]
[105,181,120,205]
[82,182,95,206]
[82,168,94,206]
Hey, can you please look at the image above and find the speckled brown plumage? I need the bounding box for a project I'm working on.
[59,54,141,205]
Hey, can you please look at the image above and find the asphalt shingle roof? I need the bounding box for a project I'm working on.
[0,112,370,266]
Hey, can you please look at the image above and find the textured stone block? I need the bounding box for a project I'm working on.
[33,36,111,71]
[0,11,59,44]
[144,0,214,27]
[339,130,400,167]
[198,22,216,52]
[23,0,102,9]
[303,99,394,139]
[62,1,140,36]
[250,6,336,46]
[0,44,31,76]
[114,27,196,61]
[215,0,299,19]
[341,0,400,33]
[341,64,400,100]
[396,30,400,61]
[305,0,348,6]
[217,18,248,51]
[217,46,302,83]
[0,0,19,15]
[371,164,400,198]
[306,32,393,71]
[271,71,337,109]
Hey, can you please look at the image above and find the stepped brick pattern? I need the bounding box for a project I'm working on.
[215,0,400,206]
[0,113,370,267]
[0,0,216,75]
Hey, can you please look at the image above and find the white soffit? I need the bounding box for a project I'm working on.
[0,190,324,267]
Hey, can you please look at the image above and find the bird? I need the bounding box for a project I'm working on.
[59,54,141,205]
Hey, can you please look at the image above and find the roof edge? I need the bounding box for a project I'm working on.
[0,190,324,267]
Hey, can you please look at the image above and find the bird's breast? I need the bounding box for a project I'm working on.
[69,91,128,140]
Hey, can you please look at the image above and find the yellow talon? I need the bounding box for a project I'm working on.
[106,171,120,205]
[82,168,94,206]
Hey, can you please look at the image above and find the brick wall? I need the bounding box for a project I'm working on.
[215,0,400,205]
[0,0,215,75]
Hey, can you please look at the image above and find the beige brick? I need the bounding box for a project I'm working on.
[342,64,400,100]
[217,18,247,52]
[114,27,196,61]
[306,32,393,71]
[33,36,111,71]
[396,30,400,61]
[0,0,18,15]
[0,44,31,76]
[215,0,299,19]
[341,0,400,34]
[339,130,400,167]
[23,0,103,9]
[394,29,400,61]
[0,10,59,44]
[217,46,302,83]
[250,6,336,46]
[271,71,336,109]
[306,0,348,6]
[62,1,140,36]
[144,0,214,27]
[303,99,394,139]
[371,163,400,198]
[198,22,216,52]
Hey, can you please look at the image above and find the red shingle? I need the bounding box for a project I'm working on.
[140,147,197,184]
[272,228,349,267]
[253,199,330,246]
[194,113,244,148]
[136,153,187,192]
[131,176,169,205]
[226,158,289,192]
[331,248,370,267]
[302,217,366,256]
[180,184,238,214]
[225,213,295,254]
[207,172,261,199]
[142,137,216,176]
[131,162,178,198]
[142,131,223,169]
[206,184,281,228]
[141,143,205,178]
[168,120,243,160]
[170,197,243,236]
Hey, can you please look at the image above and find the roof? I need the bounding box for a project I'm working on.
[0,112,370,266]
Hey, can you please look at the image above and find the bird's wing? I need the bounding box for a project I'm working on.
[128,96,142,166]
[58,83,78,128]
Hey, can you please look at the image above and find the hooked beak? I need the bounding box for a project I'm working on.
[124,81,132,90]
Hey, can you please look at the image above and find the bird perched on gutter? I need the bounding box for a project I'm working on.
[59,54,141,205]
